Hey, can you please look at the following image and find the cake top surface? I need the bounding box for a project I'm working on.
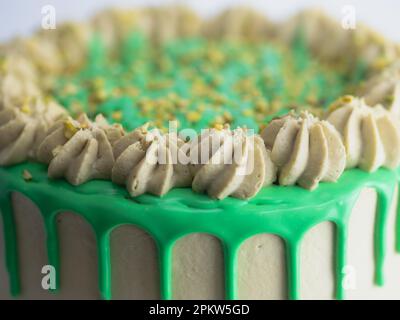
[1,6,400,199]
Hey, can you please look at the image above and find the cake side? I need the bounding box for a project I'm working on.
[1,186,399,299]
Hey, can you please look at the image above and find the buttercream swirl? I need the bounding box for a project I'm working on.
[260,111,346,190]
[0,98,66,165]
[37,114,124,185]
[0,60,40,109]
[112,123,192,197]
[326,95,400,172]
[190,126,276,200]
[358,61,400,115]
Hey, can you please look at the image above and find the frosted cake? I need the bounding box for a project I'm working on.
[0,7,400,299]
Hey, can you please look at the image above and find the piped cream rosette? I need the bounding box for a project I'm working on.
[37,114,124,185]
[190,125,276,200]
[0,98,66,165]
[326,95,400,172]
[0,54,41,109]
[358,61,400,116]
[111,123,192,197]
[260,111,346,190]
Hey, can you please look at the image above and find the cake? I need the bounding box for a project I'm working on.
[1,6,400,300]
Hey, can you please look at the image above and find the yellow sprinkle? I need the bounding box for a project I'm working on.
[94,89,107,101]
[373,56,389,70]
[214,123,224,131]
[259,123,267,132]
[223,111,233,122]
[328,95,353,113]
[0,57,7,73]
[125,87,139,97]
[207,48,225,64]
[20,103,31,115]
[167,92,178,101]
[242,109,254,117]
[64,118,79,139]
[22,169,32,181]
[255,100,268,113]
[186,111,201,123]
[63,83,77,95]
[93,77,105,88]
[112,111,123,121]
[341,95,354,103]
[140,123,150,134]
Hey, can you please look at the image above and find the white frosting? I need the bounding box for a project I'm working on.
[0,99,66,165]
[359,62,400,116]
[326,96,400,172]
[0,73,40,110]
[190,126,276,200]
[37,114,123,185]
[112,124,192,197]
[261,112,346,190]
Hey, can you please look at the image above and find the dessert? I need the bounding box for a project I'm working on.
[0,7,400,300]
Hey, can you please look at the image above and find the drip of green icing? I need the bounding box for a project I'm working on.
[396,182,400,253]
[0,163,398,300]
[0,192,19,296]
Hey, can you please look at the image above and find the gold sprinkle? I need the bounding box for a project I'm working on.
[92,77,105,88]
[186,111,201,123]
[94,89,107,102]
[112,111,123,121]
[20,103,31,115]
[255,100,268,113]
[22,170,32,181]
[63,83,77,95]
[0,57,7,73]
[259,123,267,132]
[341,95,354,103]
[214,123,224,130]
[64,118,79,139]
[373,56,389,70]
[242,109,254,117]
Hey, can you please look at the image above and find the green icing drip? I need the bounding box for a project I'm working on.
[0,162,398,299]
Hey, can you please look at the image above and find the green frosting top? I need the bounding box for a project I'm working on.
[53,32,367,132]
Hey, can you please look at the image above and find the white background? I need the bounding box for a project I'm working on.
[0,0,399,42]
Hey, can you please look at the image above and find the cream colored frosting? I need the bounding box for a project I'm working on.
[190,126,276,200]
[326,96,400,172]
[112,123,192,197]
[279,9,354,66]
[54,22,91,71]
[260,111,346,190]
[17,36,64,74]
[0,54,40,108]
[203,7,273,41]
[37,114,123,185]
[358,61,400,115]
[91,9,140,50]
[0,98,66,166]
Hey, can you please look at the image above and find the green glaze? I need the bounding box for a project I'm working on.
[53,32,364,132]
[0,162,398,300]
